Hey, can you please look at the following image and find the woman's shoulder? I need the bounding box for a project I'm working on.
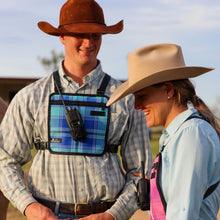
[178,116,220,148]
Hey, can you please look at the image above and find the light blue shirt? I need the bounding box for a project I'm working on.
[159,103,220,220]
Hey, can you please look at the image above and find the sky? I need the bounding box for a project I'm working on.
[0,0,220,107]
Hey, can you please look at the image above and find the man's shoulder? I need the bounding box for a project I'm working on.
[23,74,53,90]
[108,76,123,89]
[14,74,53,101]
[105,76,135,109]
[107,75,121,82]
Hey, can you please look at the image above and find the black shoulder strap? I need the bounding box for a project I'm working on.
[185,115,204,122]
[52,71,110,95]
[204,181,220,199]
[53,71,62,93]
[97,74,111,95]
[186,115,220,199]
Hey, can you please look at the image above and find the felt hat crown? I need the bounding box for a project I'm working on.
[38,0,123,36]
[107,43,214,106]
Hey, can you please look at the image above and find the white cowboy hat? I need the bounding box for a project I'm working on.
[106,43,214,106]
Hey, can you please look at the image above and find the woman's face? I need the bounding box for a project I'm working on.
[134,84,173,128]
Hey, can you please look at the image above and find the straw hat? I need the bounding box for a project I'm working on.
[107,43,214,106]
[38,0,123,36]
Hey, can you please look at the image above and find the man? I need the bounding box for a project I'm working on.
[0,97,8,220]
[0,0,152,219]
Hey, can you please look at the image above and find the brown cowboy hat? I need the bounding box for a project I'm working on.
[106,43,214,106]
[38,0,123,36]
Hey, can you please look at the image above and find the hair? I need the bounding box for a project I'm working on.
[168,79,220,138]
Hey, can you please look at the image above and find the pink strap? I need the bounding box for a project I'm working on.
[150,154,166,220]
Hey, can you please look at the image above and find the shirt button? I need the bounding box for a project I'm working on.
[85,75,90,82]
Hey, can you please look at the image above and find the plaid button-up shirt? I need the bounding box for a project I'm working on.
[0,62,152,220]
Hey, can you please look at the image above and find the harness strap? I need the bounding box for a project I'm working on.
[53,71,111,95]
[97,74,111,95]
[150,153,166,220]
[171,115,219,199]
[53,71,62,93]
[186,116,220,198]
[204,181,220,199]
[34,141,118,153]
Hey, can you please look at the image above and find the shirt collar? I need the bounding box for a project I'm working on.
[58,60,104,87]
[159,102,198,148]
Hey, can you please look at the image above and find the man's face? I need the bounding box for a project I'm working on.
[59,33,102,69]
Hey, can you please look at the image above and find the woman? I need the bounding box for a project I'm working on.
[107,43,220,219]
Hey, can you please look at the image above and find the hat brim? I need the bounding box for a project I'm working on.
[106,66,214,106]
[38,20,123,36]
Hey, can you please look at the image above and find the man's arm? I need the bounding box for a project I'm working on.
[0,93,36,214]
[107,97,152,220]
[24,202,58,220]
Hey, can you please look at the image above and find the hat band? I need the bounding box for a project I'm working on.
[59,21,106,28]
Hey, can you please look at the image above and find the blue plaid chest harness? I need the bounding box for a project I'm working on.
[34,71,118,156]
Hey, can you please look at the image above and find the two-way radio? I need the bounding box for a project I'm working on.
[136,161,150,210]
[54,80,87,141]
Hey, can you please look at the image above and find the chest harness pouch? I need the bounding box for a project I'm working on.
[34,71,118,156]
[150,115,220,220]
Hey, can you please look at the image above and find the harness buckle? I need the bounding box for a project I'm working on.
[34,137,42,143]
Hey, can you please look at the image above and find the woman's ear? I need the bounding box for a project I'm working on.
[164,82,174,99]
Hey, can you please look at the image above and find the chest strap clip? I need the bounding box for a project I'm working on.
[34,140,118,153]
